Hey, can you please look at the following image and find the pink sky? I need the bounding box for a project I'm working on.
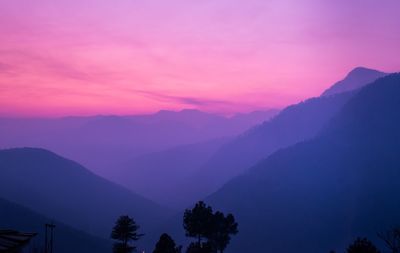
[0,0,399,116]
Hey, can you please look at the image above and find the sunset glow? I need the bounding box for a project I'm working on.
[1,0,399,116]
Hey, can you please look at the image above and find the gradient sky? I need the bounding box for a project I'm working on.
[0,0,399,116]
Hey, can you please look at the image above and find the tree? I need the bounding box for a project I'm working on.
[183,201,238,253]
[378,227,400,253]
[208,212,238,253]
[183,201,213,244]
[111,215,143,253]
[186,242,213,253]
[153,233,181,253]
[346,238,380,253]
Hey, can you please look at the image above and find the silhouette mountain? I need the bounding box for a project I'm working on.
[204,74,400,252]
[321,67,388,96]
[116,137,230,209]
[0,148,171,244]
[182,92,353,204]
[179,67,389,206]
[0,197,111,253]
[0,109,277,178]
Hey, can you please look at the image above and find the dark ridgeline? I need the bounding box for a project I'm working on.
[203,73,400,252]
[180,67,389,205]
[0,109,278,180]
[0,68,398,253]
[0,147,171,247]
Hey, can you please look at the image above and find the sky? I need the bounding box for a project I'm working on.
[0,0,399,117]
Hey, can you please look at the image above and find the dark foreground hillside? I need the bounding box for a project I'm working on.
[206,74,400,252]
[0,147,171,244]
[183,67,386,204]
[0,197,111,253]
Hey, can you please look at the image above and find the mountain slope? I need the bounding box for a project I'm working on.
[183,91,354,203]
[321,67,387,96]
[0,109,277,178]
[0,148,171,244]
[181,67,388,205]
[117,137,230,209]
[206,73,400,253]
[0,198,111,253]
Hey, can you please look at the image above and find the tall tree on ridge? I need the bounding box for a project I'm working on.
[183,201,213,245]
[111,215,143,253]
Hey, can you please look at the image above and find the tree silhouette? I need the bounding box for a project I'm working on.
[111,215,143,253]
[183,201,213,244]
[347,238,380,253]
[208,212,238,253]
[378,227,400,253]
[183,201,238,253]
[186,242,213,253]
[153,233,181,253]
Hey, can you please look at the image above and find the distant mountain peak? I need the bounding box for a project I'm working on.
[321,67,388,97]
[348,66,380,74]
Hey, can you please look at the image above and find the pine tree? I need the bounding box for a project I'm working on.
[153,233,181,253]
[111,215,143,253]
[183,201,213,244]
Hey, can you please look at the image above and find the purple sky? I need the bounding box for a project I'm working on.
[0,0,399,116]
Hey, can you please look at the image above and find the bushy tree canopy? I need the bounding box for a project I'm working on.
[183,201,238,253]
[347,238,380,253]
[153,233,181,253]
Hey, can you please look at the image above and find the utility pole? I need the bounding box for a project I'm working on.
[44,223,56,253]
[44,225,47,253]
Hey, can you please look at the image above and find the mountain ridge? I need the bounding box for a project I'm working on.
[0,147,171,244]
[321,66,388,96]
[205,73,400,253]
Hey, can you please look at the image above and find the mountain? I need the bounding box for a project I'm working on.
[179,67,388,205]
[182,91,353,203]
[321,67,388,96]
[204,73,400,252]
[0,197,111,253]
[116,137,230,209]
[0,109,277,178]
[0,147,171,247]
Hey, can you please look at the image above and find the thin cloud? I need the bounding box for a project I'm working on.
[0,50,93,82]
[133,89,234,107]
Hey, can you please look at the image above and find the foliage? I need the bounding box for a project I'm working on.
[111,215,143,253]
[186,242,213,253]
[153,233,181,253]
[208,212,238,253]
[183,201,238,253]
[378,227,400,253]
[346,238,380,253]
[183,201,214,244]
